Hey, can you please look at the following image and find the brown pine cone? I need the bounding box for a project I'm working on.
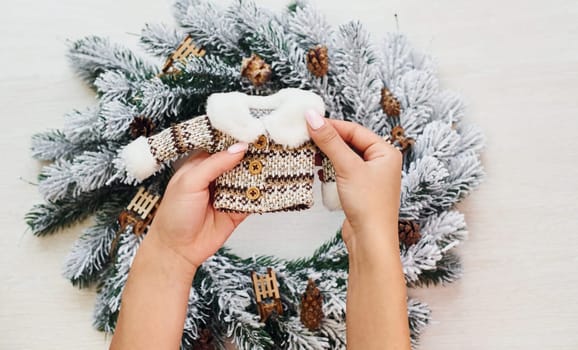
[129,116,156,139]
[390,125,415,153]
[192,328,215,350]
[306,45,329,77]
[399,137,415,152]
[398,220,421,246]
[381,87,401,117]
[300,279,324,331]
[391,125,406,141]
[241,53,272,87]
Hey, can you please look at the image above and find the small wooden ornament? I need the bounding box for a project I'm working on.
[118,187,161,235]
[111,187,161,258]
[161,35,206,74]
[300,279,324,331]
[251,268,283,322]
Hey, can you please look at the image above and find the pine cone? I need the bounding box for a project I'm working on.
[399,137,415,152]
[398,220,421,246]
[129,116,156,139]
[300,279,324,331]
[390,125,415,153]
[306,45,329,77]
[241,54,272,87]
[381,87,401,117]
[192,328,215,350]
[391,125,405,141]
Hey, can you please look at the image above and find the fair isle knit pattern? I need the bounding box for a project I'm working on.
[215,140,318,213]
[148,115,216,159]
[145,113,336,213]
[321,155,336,183]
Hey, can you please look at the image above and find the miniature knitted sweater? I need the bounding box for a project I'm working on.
[120,88,341,213]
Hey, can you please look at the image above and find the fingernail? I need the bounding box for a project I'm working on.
[227,142,248,154]
[305,109,325,130]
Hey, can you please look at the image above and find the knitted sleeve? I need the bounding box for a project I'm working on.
[120,115,215,181]
[318,152,342,211]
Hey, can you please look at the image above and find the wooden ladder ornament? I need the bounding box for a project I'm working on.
[111,187,161,259]
[251,268,283,322]
[118,187,161,235]
[161,35,206,74]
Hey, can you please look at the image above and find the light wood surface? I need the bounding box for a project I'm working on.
[1,0,577,349]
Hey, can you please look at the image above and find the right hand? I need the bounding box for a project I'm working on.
[305,110,403,253]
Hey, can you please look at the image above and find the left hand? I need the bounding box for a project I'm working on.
[147,142,250,274]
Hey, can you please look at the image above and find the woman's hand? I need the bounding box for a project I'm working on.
[148,143,250,274]
[305,110,403,251]
[111,143,249,350]
[306,110,410,350]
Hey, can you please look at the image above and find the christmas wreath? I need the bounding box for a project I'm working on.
[26,0,485,348]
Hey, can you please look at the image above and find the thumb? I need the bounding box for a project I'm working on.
[181,142,248,192]
[305,110,359,175]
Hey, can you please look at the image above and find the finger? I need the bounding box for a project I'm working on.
[178,142,248,192]
[174,150,210,174]
[305,110,360,175]
[328,119,394,161]
[214,210,250,233]
[184,149,210,166]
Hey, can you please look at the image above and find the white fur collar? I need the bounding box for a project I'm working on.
[205,88,325,148]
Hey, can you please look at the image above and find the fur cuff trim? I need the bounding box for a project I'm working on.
[322,181,342,211]
[120,136,160,181]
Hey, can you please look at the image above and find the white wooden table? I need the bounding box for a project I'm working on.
[2,0,577,349]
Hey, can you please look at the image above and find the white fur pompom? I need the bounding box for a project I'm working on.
[322,181,342,211]
[120,136,160,181]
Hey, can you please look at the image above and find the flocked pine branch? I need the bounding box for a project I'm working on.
[31,130,84,162]
[94,229,143,332]
[133,56,241,122]
[38,160,74,202]
[401,235,443,283]
[62,106,102,143]
[170,55,242,93]
[285,4,344,119]
[175,0,243,61]
[276,316,330,350]
[181,288,211,349]
[286,2,333,50]
[37,147,118,203]
[137,78,201,120]
[26,186,132,236]
[70,147,118,195]
[68,36,157,85]
[410,251,463,287]
[399,156,450,220]
[63,212,119,287]
[379,33,414,90]
[198,255,273,350]
[140,23,185,58]
[98,100,139,141]
[333,21,383,128]
[407,299,431,347]
[95,70,138,103]
[432,89,466,124]
[243,19,309,88]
